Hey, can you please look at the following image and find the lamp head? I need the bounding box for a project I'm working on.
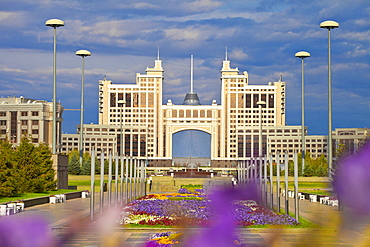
[76,50,91,57]
[295,51,311,58]
[256,101,266,106]
[320,20,339,29]
[45,19,65,27]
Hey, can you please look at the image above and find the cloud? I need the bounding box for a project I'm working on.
[332,62,370,72]
[346,45,370,57]
[130,2,160,9]
[337,30,370,42]
[164,25,237,43]
[0,11,27,27]
[181,0,223,13]
[229,48,248,60]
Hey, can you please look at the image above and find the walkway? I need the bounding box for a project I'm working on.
[2,192,370,246]
[6,196,91,229]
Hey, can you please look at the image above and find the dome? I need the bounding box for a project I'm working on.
[183,92,201,105]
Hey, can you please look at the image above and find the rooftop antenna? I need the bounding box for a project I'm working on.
[182,54,200,105]
[225,46,228,61]
[190,55,194,93]
[157,46,160,60]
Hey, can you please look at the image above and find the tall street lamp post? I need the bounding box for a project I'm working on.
[295,51,310,175]
[117,100,126,157]
[257,101,266,157]
[257,100,266,205]
[45,19,64,154]
[320,20,339,178]
[76,50,91,166]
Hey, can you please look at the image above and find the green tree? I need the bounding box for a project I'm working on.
[103,159,117,174]
[94,156,101,175]
[304,154,328,177]
[12,137,56,193]
[287,153,304,177]
[34,143,57,191]
[68,150,81,175]
[81,152,92,175]
[0,139,16,197]
[286,152,327,177]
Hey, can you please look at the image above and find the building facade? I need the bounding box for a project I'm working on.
[0,96,67,189]
[0,96,64,149]
[61,57,368,167]
[94,57,286,166]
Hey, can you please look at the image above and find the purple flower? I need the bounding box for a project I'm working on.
[195,189,204,193]
[178,188,189,194]
[183,183,259,247]
[333,141,370,215]
[0,216,52,247]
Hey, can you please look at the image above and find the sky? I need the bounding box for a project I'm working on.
[0,0,369,148]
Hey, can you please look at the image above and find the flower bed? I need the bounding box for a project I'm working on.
[118,191,298,227]
[145,232,182,246]
[145,232,246,247]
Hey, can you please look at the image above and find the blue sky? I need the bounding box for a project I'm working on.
[0,0,369,140]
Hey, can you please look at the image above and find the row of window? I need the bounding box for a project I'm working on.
[110,108,155,113]
[0,120,39,125]
[62,142,114,147]
[169,120,214,124]
[0,111,40,117]
[0,135,39,143]
[270,138,326,142]
[171,110,214,118]
[270,143,323,148]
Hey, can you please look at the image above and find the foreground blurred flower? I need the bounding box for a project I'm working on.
[0,216,52,247]
[183,183,260,247]
[333,141,370,215]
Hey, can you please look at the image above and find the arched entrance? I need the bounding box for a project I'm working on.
[172,130,211,166]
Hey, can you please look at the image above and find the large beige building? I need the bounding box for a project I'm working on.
[93,56,287,166]
[61,56,368,167]
[0,96,64,149]
[0,96,67,189]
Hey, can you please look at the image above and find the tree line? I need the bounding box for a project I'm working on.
[0,138,56,197]
[67,150,123,175]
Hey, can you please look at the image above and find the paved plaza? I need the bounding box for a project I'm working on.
[3,190,370,246]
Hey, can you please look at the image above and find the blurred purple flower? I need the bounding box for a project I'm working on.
[333,141,370,215]
[183,183,259,247]
[0,216,52,247]
[178,188,189,194]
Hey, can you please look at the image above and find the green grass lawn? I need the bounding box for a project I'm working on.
[68,175,126,192]
[0,189,79,204]
[289,182,333,196]
[271,182,334,196]
[289,182,331,189]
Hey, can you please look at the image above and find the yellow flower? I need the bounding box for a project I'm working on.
[155,237,174,244]
[169,232,182,240]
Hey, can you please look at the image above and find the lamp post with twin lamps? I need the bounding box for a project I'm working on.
[76,50,91,166]
[295,51,310,175]
[45,19,64,154]
[320,20,339,178]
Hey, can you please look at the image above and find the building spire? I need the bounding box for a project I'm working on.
[157,46,160,60]
[183,54,200,105]
[225,46,228,61]
[190,55,194,93]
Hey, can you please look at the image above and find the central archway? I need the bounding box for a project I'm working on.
[172,130,211,166]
